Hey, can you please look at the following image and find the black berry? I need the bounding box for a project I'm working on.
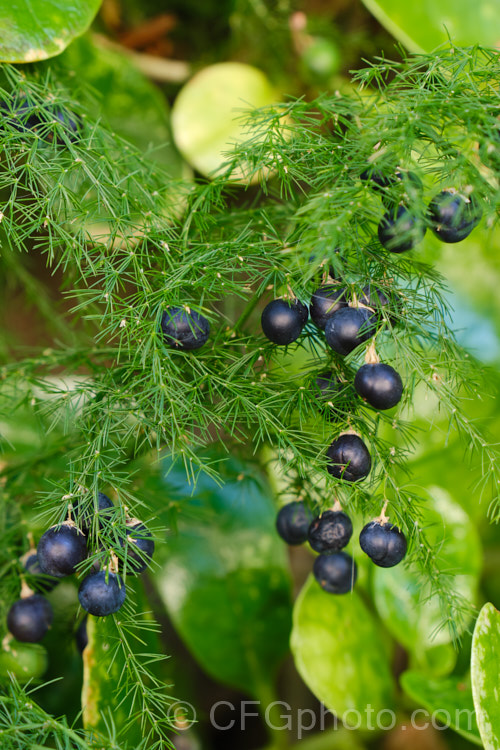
[354,363,403,410]
[120,522,155,574]
[1,100,80,143]
[310,285,347,329]
[308,510,353,552]
[78,571,126,616]
[314,372,345,421]
[360,167,393,190]
[326,434,371,482]
[428,190,482,243]
[7,595,53,643]
[276,501,314,545]
[261,299,308,345]
[37,524,87,578]
[378,205,426,253]
[73,492,114,533]
[75,616,88,654]
[324,307,376,356]
[21,552,59,594]
[359,520,407,567]
[313,551,357,594]
[161,307,210,350]
[360,285,400,323]
[382,170,424,207]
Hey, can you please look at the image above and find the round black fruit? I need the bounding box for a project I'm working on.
[73,492,114,533]
[75,616,88,654]
[308,510,353,553]
[313,551,357,594]
[360,285,400,323]
[276,501,314,545]
[428,190,482,243]
[325,307,376,356]
[120,523,155,574]
[382,170,424,207]
[22,552,59,594]
[7,595,53,643]
[37,525,88,578]
[261,299,308,345]
[354,363,403,410]
[314,372,345,421]
[78,571,126,616]
[310,286,347,329]
[2,100,80,143]
[359,521,407,567]
[360,168,394,191]
[161,307,210,350]
[378,205,426,253]
[326,434,371,482]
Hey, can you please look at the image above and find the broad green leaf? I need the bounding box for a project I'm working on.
[171,62,278,180]
[360,0,500,53]
[157,453,292,696]
[401,671,482,745]
[372,487,481,656]
[82,579,161,744]
[291,575,394,727]
[471,603,500,750]
[0,1,101,63]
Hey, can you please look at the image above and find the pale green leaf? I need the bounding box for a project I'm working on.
[291,575,394,727]
[471,602,500,750]
[0,1,102,62]
[360,0,500,53]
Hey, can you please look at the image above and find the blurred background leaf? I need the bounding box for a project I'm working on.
[0,0,102,62]
[291,576,394,727]
[155,452,293,698]
[359,0,500,52]
[472,602,500,750]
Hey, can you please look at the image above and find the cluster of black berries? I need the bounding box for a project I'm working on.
[276,500,407,594]
[361,167,483,253]
[6,493,154,644]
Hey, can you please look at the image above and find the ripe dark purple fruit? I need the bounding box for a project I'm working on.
[325,307,376,356]
[75,616,88,654]
[7,595,53,643]
[276,501,314,545]
[21,552,59,594]
[261,299,308,345]
[382,170,424,207]
[354,363,403,410]
[73,492,114,533]
[120,523,155,574]
[428,190,482,243]
[78,571,126,616]
[161,307,210,350]
[37,524,87,578]
[314,372,344,420]
[310,285,347,329]
[1,100,80,143]
[313,551,357,594]
[360,285,400,323]
[326,434,371,482]
[359,521,407,567]
[360,167,393,190]
[378,205,426,253]
[308,510,353,553]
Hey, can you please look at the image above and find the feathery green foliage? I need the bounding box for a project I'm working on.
[1,44,500,745]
